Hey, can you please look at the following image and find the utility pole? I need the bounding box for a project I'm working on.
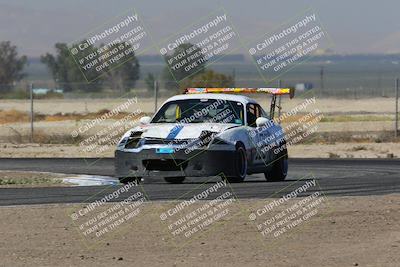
[396,78,399,138]
[154,80,158,113]
[29,83,34,143]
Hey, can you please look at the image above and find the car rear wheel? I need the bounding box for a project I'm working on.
[164,176,186,184]
[224,144,247,183]
[264,147,288,182]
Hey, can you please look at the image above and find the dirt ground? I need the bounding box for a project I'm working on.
[1,97,399,159]
[0,98,397,138]
[0,119,395,139]
[0,194,398,267]
[1,142,399,158]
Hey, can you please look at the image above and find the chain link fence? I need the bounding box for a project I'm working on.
[0,76,399,145]
[1,76,399,100]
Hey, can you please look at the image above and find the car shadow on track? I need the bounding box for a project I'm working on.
[139,177,315,185]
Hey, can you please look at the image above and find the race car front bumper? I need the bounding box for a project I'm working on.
[115,147,237,179]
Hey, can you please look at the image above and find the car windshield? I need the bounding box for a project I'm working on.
[152,99,244,125]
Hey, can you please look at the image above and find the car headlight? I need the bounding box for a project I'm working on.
[125,131,143,149]
[117,137,129,148]
[197,131,219,148]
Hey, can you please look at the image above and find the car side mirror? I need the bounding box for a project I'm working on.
[256,117,269,127]
[139,116,151,125]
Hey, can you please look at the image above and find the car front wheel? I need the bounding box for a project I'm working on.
[264,147,288,182]
[224,144,247,183]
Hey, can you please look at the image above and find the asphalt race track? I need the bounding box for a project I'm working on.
[0,158,399,206]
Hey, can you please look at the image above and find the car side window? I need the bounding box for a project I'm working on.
[163,103,179,122]
[246,103,262,127]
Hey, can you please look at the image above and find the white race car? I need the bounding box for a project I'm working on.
[115,87,294,184]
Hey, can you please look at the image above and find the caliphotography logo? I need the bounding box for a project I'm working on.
[67,180,150,249]
[157,174,240,249]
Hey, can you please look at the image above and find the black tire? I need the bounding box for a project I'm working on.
[118,177,141,184]
[164,176,186,184]
[264,147,288,182]
[224,144,247,183]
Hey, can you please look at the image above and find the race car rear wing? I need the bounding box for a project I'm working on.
[184,87,295,119]
[184,87,294,97]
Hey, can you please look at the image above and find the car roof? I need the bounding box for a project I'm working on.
[165,93,259,105]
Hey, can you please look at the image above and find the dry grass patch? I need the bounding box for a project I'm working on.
[0,109,29,124]
[0,109,146,125]
[0,171,68,187]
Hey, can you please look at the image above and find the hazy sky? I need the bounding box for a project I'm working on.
[1,0,400,56]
